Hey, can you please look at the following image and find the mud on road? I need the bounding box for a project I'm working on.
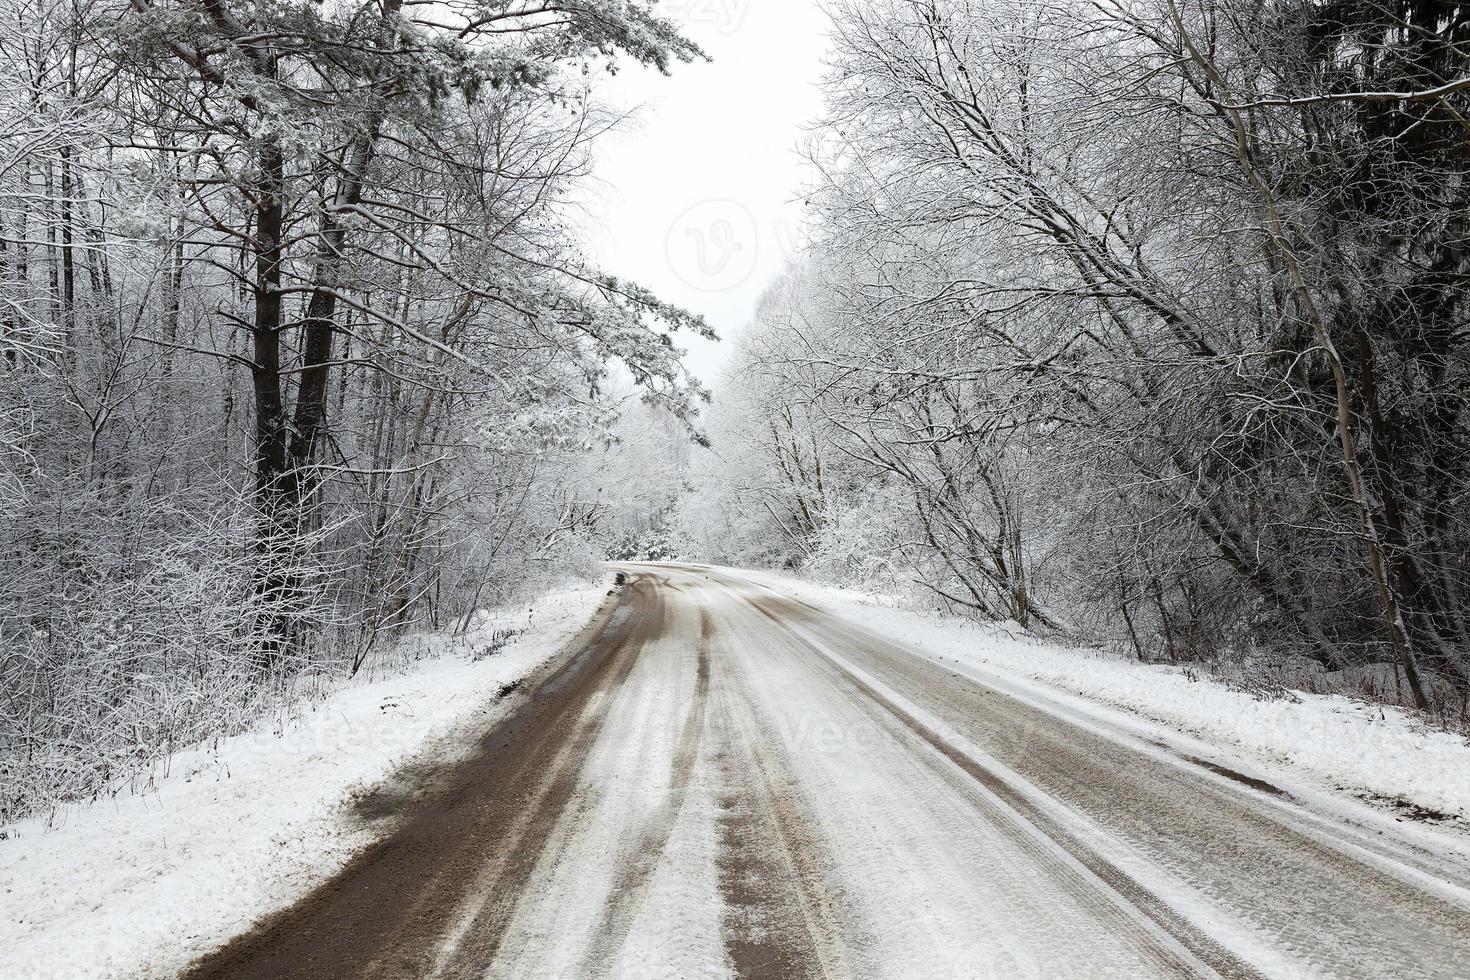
[185,577,659,979]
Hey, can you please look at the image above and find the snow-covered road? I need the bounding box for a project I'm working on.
[186,564,1470,979]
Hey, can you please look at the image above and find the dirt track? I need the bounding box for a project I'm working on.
[185,565,1470,979]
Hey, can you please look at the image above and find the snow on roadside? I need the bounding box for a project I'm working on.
[729,566,1470,829]
[0,580,611,980]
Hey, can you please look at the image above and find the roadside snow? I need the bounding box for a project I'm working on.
[727,566,1470,831]
[0,581,610,980]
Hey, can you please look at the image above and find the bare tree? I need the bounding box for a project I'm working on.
[706,0,1468,711]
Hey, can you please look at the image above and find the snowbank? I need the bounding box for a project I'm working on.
[0,582,610,979]
[732,567,1470,828]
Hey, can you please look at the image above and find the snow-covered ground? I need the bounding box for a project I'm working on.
[0,581,610,979]
[7,563,1469,979]
[731,566,1470,833]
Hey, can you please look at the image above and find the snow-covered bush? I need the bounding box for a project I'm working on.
[804,486,910,589]
[0,486,335,822]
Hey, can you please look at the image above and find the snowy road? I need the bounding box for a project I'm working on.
[187,564,1470,979]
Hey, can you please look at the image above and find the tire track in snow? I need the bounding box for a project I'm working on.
[747,583,1470,978]
[567,606,714,974]
[742,593,1264,980]
[709,606,856,979]
[706,574,1184,977]
[183,577,659,980]
[426,581,664,979]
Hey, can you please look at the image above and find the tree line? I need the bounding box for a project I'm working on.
[0,0,706,820]
[685,0,1469,715]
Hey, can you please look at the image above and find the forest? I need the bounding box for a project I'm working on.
[679,0,1470,715]
[2,0,1468,825]
[0,0,706,819]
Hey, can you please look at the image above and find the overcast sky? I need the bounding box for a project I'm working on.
[578,1,831,386]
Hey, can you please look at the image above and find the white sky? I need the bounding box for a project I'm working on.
[578,0,831,386]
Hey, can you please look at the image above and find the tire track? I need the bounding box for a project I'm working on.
[710,610,858,980]
[567,607,714,974]
[739,583,1470,977]
[183,578,661,980]
[428,582,665,979]
[741,593,1263,980]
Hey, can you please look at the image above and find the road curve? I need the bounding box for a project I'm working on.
[185,564,1470,979]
